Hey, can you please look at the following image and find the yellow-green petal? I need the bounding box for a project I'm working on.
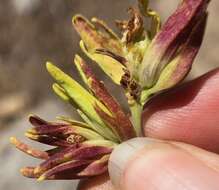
[80,41,125,84]
[72,126,105,140]
[77,109,118,142]
[46,62,115,135]
[52,83,70,102]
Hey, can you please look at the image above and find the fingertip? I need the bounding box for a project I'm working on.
[109,138,219,190]
[109,138,158,188]
[77,174,114,190]
[142,68,219,152]
[109,138,159,189]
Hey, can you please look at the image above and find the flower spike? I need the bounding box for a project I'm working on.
[11,0,212,183]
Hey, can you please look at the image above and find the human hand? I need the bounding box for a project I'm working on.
[78,68,219,190]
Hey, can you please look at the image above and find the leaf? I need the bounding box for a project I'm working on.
[38,160,92,181]
[34,145,80,175]
[72,15,125,84]
[83,139,117,147]
[141,13,208,103]
[139,0,210,88]
[91,17,120,40]
[46,62,118,141]
[73,126,105,140]
[27,125,69,136]
[72,15,124,84]
[72,15,122,54]
[56,116,91,128]
[27,120,104,141]
[20,167,38,178]
[77,109,118,141]
[25,132,78,147]
[10,137,49,160]
[29,114,50,126]
[78,154,110,176]
[35,145,112,177]
[80,41,125,84]
[52,83,71,102]
[75,55,136,140]
[94,105,122,140]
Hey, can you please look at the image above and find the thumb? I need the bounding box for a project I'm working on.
[108,138,219,190]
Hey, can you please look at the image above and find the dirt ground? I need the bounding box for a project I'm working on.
[0,1,219,190]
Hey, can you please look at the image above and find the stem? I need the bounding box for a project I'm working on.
[130,102,143,136]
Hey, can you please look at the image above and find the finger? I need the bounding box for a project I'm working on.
[143,68,219,152]
[109,138,219,190]
[77,173,115,190]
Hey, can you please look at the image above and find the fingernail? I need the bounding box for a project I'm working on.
[108,137,159,188]
[109,139,219,190]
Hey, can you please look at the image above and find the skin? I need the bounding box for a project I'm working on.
[78,68,219,190]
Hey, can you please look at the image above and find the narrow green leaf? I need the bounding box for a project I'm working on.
[83,140,117,148]
[56,116,91,129]
[74,54,90,90]
[46,62,118,141]
[75,55,136,140]
[77,110,118,142]
[52,83,70,102]
[72,126,105,140]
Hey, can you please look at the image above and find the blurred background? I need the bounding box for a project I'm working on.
[0,0,219,190]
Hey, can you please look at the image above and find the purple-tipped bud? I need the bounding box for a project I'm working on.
[140,0,210,88]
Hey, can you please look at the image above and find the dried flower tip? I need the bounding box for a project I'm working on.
[10,137,49,160]
[116,7,144,44]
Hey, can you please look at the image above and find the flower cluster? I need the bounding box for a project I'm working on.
[11,0,210,181]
